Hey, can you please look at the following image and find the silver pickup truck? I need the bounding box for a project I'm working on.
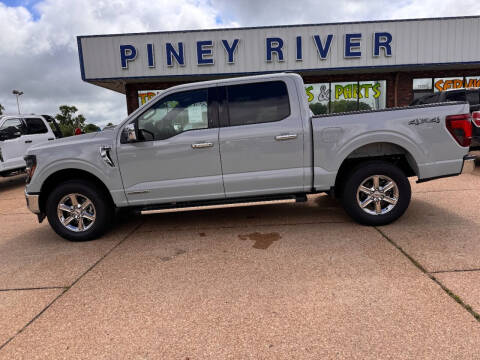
[24,73,475,241]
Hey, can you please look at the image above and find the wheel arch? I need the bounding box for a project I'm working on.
[334,142,417,196]
[39,169,114,214]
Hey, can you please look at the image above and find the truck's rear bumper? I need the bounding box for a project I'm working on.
[461,154,476,174]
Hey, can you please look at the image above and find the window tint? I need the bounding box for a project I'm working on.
[25,118,48,134]
[445,91,466,102]
[137,89,209,141]
[0,118,26,133]
[466,90,480,105]
[226,81,290,126]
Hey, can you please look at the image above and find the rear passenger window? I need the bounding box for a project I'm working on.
[25,118,48,134]
[226,81,290,126]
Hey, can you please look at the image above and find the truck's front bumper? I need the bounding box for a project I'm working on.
[25,191,40,214]
[461,154,476,174]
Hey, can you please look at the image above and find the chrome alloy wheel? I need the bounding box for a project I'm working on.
[57,193,96,232]
[356,175,399,216]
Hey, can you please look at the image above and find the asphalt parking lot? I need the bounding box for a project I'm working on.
[1,168,480,359]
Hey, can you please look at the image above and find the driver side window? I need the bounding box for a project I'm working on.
[137,89,209,141]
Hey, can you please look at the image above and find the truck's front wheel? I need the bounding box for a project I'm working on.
[341,161,411,226]
[46,180,112,241]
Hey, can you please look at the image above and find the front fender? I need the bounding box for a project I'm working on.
[27,158,127,207]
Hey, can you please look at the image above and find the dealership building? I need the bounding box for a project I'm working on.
[77,16,480,115]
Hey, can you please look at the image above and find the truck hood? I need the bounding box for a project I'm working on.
[27,130,115,154]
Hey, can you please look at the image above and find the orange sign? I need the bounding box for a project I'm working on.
[138,90,163,106]
[435,78,480,91]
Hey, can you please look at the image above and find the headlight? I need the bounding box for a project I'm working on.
[24,155,37,184]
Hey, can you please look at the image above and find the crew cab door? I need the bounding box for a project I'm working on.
[218,78,305,198]
[116,87,224,206]
[23,117,54,146]
[0,118,28,170]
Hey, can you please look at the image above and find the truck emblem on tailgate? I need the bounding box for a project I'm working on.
[408,117,440,126]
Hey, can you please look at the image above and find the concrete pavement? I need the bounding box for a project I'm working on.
[1,171,480,358]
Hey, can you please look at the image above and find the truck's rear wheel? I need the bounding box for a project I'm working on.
[341,161,411,226]
[46,180,112,241]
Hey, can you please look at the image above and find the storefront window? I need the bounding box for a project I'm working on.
[305,83,330,115]
[434,77,464,92]
[465,76,480,88]
[413,76,480,103]
[413,78,432,90]
[358,81,386,111]
[305,80,387,114]
[330,82,361,113]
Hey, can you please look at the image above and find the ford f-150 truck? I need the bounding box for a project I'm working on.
[24,73,475,241]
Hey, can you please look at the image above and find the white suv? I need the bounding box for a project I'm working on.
[0,114,61,176]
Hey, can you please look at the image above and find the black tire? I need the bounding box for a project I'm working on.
[46,180,113,241]
[341,161,411,226]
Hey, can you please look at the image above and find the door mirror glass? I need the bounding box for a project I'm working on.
[121,123,137,143]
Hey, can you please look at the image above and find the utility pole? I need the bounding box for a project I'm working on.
[12,90,24,114]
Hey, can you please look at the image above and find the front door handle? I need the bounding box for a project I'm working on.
[191,142,213,149]
[275,134,297,141]
[25,140,32,143]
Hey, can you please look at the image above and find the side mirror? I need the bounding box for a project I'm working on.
[121,123,137,143]
[0,128,21,141]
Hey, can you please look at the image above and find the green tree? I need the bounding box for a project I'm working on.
[0,103,4,115]
[55,105,86,136]
[83,123,100,133]
[105,122,114,127]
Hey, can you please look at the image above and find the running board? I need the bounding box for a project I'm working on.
[139,193,306,215]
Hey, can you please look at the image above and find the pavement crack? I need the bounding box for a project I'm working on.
[0,286,67,292]
[375,227,480,323]
[413,188,480,194]
[430,268,480,274]
[0,220,144,353]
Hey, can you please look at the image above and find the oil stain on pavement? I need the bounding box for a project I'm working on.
[238,232,281,249]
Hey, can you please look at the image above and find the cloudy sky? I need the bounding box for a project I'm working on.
[1,0,480,127]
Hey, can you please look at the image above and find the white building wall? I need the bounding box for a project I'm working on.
[79,17,480,81]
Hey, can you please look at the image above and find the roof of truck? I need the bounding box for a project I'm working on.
[167,72,302,92]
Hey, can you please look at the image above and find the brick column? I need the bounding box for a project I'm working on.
[125,84,139,115]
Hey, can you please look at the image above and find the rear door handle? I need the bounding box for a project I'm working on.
[25,140,32,143]
[275,134,297,141]
[191,142,213,149]
[48,138,55,141]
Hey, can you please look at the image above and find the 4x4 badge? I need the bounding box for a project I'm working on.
[408,117,440,126]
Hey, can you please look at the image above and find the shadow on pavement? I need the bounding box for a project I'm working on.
[0,174,26,193]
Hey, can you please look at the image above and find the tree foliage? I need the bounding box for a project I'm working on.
[55,105,86,136]
[83,123,100,133]
[0,103,4,115]
[54,105,99,136]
